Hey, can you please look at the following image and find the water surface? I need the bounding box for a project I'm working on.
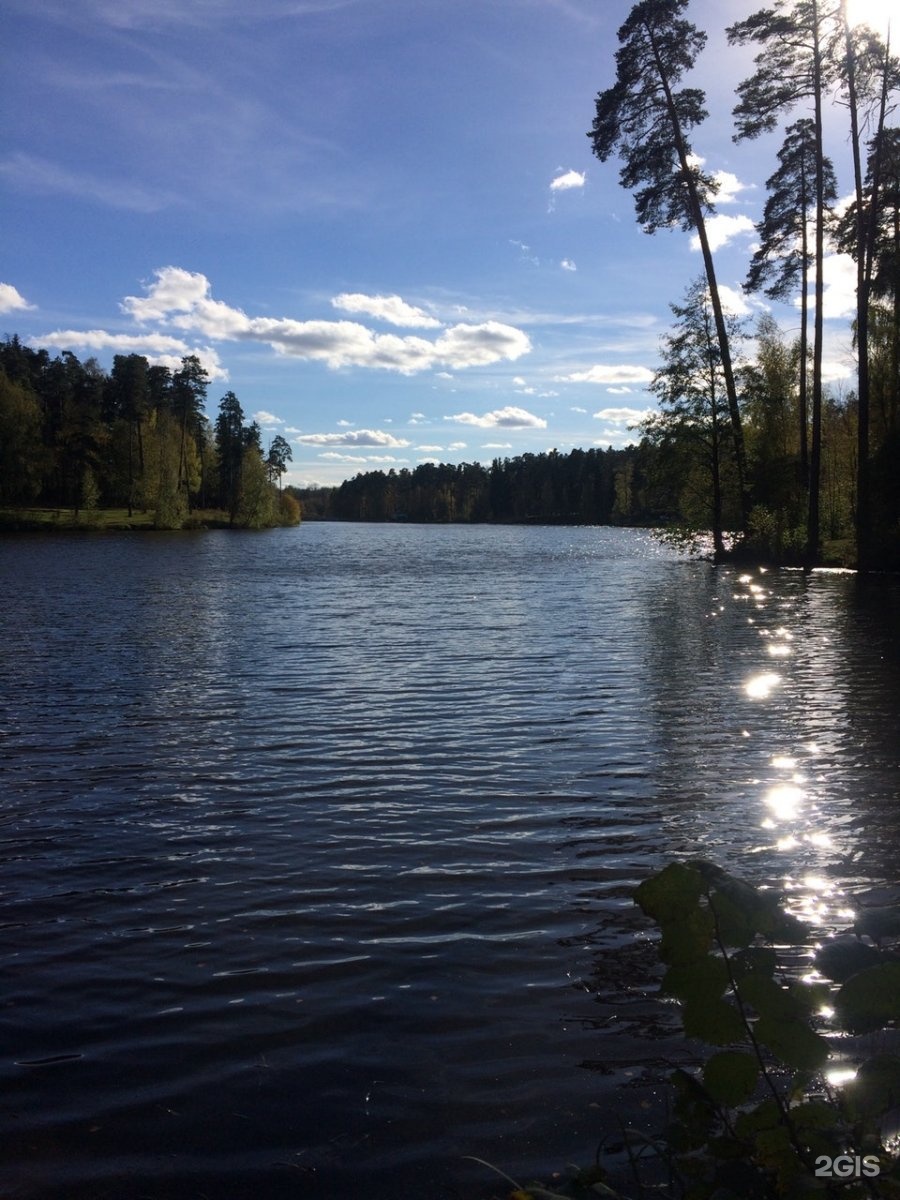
[1,524,898,1198]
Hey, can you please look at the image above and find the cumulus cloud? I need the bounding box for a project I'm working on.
[416,444,444,452]
[560,259,577,271]
[448,441,467,450]
[560,364,654,385]
[718,284,753,316]
[254,410,282,426]
[121,267,531,374]
[446,405,547,429]
[34,327,228,380]
[714,170,753,204]
[331,292,441,328]
[0,282,34,313]
[483,442,513,449]
[295,429,411,448]
[550,169,586,191]
[593,406,651,423]
[691,214,756,253]
[606,386,634,395]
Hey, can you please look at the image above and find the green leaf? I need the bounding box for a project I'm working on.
[842,1053,900,1121]
[659,906,715,965]
[708,889,756,947]
[836,962,900,1034]
[739,973,803,1023]
[635,862,704,921]
[662,954,729,1005]
[732,946,777,979]
[734,1098,781,1139]
[788,1100,839,1132]
[702,1051,759,1106]
[682,997,746,1046]
[754,1016,829,1071]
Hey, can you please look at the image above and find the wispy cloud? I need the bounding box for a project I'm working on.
[295,429,411,447]
[559,364,654,385]
[0,152,180,212]
[593,406,650,423]
[446,405,547,429]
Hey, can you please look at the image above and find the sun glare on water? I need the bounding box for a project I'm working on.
[845,0,894,37]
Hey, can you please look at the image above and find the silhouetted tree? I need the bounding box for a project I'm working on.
[588,0,748,526]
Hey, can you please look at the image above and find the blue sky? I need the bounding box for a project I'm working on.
[1,0,884,487]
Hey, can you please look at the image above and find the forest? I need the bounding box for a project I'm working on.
[0,338,299,530]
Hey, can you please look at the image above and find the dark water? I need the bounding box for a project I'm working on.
[1,524,898,1199]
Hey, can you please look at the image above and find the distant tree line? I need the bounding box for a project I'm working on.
[0,339,299,529]
[295,447,647,525]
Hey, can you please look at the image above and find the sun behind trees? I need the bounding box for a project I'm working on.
[0,339,299,531]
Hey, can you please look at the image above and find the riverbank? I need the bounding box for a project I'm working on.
[0,503,300,532]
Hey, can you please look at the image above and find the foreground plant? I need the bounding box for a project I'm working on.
[626,859,900,1198]
[486,860,900,1198]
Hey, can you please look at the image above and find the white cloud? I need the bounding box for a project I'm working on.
[253,410,282,426]
[570,406,588,413]
[318,452,369,463]
[593,406,651,423]
[691,214,756,253]
[295,429,411,447]
[561,364,654,385]
[336,418,353,426]
[714,170,753,204]
[822,356,856,382]
[446,405,547,429]
[123,267,211,321]
[331,292,441,329]
[34,327,228,380]
[416,444,444,452]
[560,259,577,272]
[483,442,513,449]
[121,267,531,374]
[606,386,633,395]
[448,441,467,450]
[718,284,753,316]
[433,322,531,367]
[820,253,858,320]
[550,169,585,191]
[0,282,34,313]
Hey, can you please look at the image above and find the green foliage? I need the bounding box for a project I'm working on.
[836,963,900,1034]
[626,860,900,1197]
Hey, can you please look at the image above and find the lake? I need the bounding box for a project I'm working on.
[1,523,898,1199]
